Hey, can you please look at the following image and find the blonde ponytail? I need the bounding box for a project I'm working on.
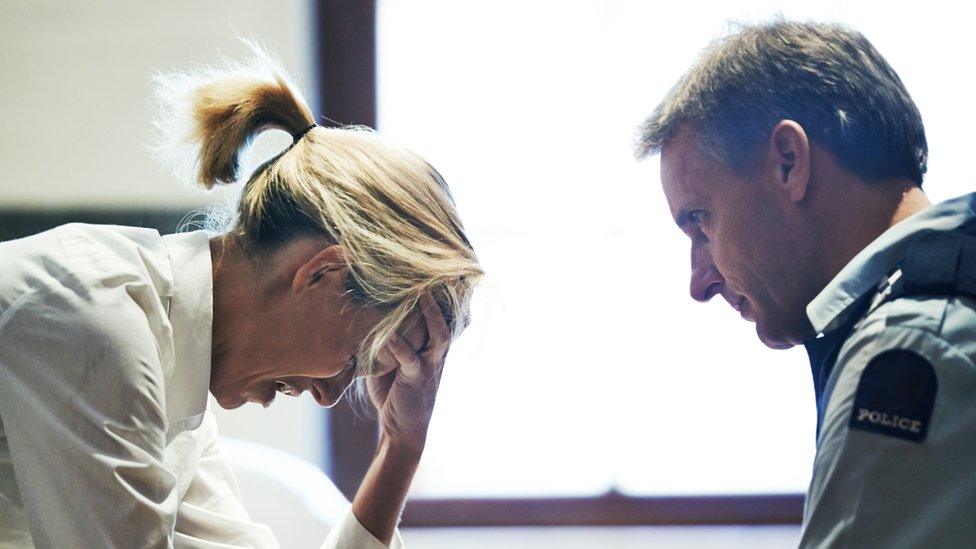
[151,39,313,189]
[152,41,483,375]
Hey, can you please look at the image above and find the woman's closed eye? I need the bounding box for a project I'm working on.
[343,355,359,376]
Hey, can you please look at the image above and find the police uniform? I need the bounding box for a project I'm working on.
[801,192,976,548]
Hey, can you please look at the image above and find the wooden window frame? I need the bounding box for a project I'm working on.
[312,0,804,528]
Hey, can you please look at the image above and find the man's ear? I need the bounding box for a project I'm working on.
[766,120,811,204]
[292,245,348,293]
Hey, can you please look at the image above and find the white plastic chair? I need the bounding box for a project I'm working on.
[219,437,350,548]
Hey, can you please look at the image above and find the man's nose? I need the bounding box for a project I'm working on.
[690,244,724,302]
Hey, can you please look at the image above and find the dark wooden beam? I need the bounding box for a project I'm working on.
[314,0,377,128]
[313,0,380,501]
[0,209,186,241]
[402,493,804,528]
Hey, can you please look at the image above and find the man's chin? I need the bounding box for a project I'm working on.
[756,323,797,350]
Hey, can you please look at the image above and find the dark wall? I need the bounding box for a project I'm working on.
[0,209,189,242]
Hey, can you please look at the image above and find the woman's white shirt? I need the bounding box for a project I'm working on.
[0,223,403,548]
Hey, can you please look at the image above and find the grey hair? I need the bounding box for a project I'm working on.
[635,20,928,186]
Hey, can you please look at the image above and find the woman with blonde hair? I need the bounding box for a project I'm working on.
[0,43,482,548]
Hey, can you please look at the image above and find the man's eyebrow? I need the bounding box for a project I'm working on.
[675,209,690,229]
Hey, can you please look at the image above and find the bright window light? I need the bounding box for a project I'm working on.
[377,0,975,498]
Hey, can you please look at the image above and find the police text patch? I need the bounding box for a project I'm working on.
[848,350,937,443]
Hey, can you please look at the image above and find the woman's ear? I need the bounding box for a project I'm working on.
[766,120,811,204]
[292,245,348,293]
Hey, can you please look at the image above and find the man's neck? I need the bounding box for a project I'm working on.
[889,185,932,227]
[818,179,931,283]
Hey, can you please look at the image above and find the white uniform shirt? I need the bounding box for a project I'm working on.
[0,223,404,548]
[801,193,976,547]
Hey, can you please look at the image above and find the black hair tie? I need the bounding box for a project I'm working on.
[293,123,318,144]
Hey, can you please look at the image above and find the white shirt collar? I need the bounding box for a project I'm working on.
[806,192,976,335]
[161,231,214,440]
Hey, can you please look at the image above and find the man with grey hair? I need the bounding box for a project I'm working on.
[639,21,976,547]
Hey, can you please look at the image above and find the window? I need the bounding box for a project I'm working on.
[374,0,976,512]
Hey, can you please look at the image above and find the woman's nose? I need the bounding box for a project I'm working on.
[311,372,355,407]
[690,244,724,302]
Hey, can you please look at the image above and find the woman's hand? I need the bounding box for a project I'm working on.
[351,292,453,545]
[366,292,451,455]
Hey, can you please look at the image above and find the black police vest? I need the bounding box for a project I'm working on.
[804,217,976,435]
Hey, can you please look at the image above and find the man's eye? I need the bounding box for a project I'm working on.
[687,210,706,225]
